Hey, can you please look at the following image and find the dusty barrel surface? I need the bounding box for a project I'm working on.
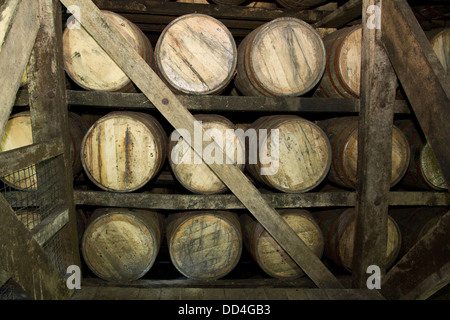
[315,25,362,98]
[0,111,90,190]
[241,209,324,279]
[246,115,331,193]
[395,119,447,191]
[81,111,167,192]
[317,117,410,189]
[154,14,237,95]
[63,10,153,92]
[313,208,401,272]
[389,207,448,257]
[235,17,326,97]
[166,211,242,280]
[81,208,163,283]
[168,114,245,194]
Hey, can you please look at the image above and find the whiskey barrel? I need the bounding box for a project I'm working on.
[166,211,242,280]
[317,117,410,189]
[154,14,237,95]
[235,17,326,97]
[429,28,450,77]
[63,10,153,92]
[389,207,447,257]
[246,1,279,8]
[81,111,167,192]
[0,111,90,190]
[246,115,331,193]
[315,25,362,98]
[81,208,163,282]
[395,119,446,191]
[16,209,41,230]
[276,0,326,8]
[314,208,401,271]
[168,114,245,194]
[241,209,324,279]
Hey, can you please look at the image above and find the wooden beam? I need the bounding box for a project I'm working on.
[0,0,39,141]
[0,195,70,300]
[0,138,64,177]
[381,0,450,190]
[381,210,450,300]
[314,0,362,28]
[60,0,343,289]
[31,208,69,247]
[352,0,399,288]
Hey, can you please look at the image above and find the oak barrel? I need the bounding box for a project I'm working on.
[395,119,447,191]
[317,117,410,189]
[390,207,448,257]
[241,209,324,279]
[168,114,245,194]
[154,14,237,95]
[81,111,167,192]
[63,10,153,92]
[246,115,331,193]
[81,208,163,282]
[276,0,326,8]
[235,17,326,97]
[0,111,90,190]
[429,28,450,77]
[315,25,362,98]
[166,211,242,280]
[314,208,401,272]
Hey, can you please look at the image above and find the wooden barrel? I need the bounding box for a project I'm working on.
[166,211,242,280]
[389,207,447,257]
[81,208,163,282]
[235,17,326,97]
[317,117,410,189]
[0,111,90,190]
[241,209,324,279]
[429,28,450,77]
[395,119,446,191]
[168,114,245,194]
[16,209,41,230]
[154,14,237,95]
[81,111,167,193]
[210,0,246,5]
[246,1,279,9]
[63,10,153,92]
[315,25,362,98]
[276,0,326,8]
[314,208,401,272]
[246,115,331,193]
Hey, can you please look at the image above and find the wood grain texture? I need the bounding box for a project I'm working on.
[63,10,152,92]
[314,208,401,272]
[236,17,326,97]
[81,111,167,192]
[82,208,163,283]
[241,209,323,279]
[166,211,242,280]
[247,115,331,193]
[317,117,410,189]
[154,14,237,95]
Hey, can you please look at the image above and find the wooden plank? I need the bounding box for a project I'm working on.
[60,0,343,289]
[0,0,40,140]
[0,195,70,299]
[381,0,450,190]
[352,0,398,288]
[381,210,450,300]
[314,0,362,28]
[0,138,64,177]
[27,0,81,275]
[31,208,69,246]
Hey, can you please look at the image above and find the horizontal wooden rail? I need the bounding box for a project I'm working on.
[31,207,69,246]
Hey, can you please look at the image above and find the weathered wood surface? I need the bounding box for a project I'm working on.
[429,28,450,77]
[82,208,163,283]
[154,14,236,95]
[0,0,39,141]
[382,0,450,191]
[235,17,326,97]
[61,0,343,289]
[31,208,69,246]
[314,0,362,28]
[166,211,242,280]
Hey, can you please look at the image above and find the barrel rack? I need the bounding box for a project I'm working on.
[1,0,449,300]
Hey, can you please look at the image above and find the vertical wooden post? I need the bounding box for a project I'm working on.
[352,0,398,288]
[27,0,81,276]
